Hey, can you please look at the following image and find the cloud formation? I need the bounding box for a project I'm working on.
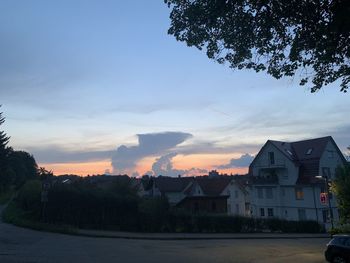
[147,153,207,177]
[111,132,192,173]
[216,153,255,169]
[26,146,113,163]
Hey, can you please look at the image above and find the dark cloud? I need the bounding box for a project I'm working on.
[111,132,192,173]
[216,154,255,169]
[327,124,350,153]
[148,153,207,177]
[25,146,113,163]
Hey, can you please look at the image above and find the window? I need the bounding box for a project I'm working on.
[295,187,304,200]
[268,152,275,165]
[212,201,216,212]
[257,188,263,199]
[235,190,238,198]
[298,209,306,220]
[286,149,293,156]
[260,208,265,217]
[306,148,313,155]
[267,208,274,217]
[236,204,239,214]
[266,188,273,199]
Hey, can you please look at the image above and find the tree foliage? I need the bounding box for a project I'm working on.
[0,106,39,191]
[333,164,350,223]
[165,0,350,92]
[8,151,38,188]
[0,106,11,191]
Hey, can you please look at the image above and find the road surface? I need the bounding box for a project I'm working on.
[0,205,329,263]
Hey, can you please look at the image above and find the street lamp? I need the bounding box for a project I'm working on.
[315,174,334,229]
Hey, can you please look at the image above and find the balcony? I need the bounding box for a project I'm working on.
[250,174,279,184]
[254,158,286,169]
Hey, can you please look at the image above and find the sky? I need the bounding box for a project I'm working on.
[0,0,349,177]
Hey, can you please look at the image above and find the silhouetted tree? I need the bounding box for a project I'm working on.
[0,106,11,192]
[8,151,38,188]
[332,164,350,223]
[38,167,54,181]
[165,0,350,92]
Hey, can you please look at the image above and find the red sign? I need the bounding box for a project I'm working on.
[320,193,328,204]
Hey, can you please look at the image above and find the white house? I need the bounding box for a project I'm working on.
[138,175,249,216]
[248,136,347,228]
[221,177,250,216]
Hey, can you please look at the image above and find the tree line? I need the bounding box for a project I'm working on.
[1,105,350,232]
[0,106,41,193]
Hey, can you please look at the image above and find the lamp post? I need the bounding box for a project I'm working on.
[316,175,334,229]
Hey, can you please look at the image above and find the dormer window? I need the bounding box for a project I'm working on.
[306,148,313,155]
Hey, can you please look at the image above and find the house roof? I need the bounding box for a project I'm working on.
[250,136,347,185]
[151,176,233,196]
[292,136,330,161]
[154,176,194,193]
[195,176,232,196]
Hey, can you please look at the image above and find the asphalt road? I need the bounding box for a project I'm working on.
[0,206,329,263]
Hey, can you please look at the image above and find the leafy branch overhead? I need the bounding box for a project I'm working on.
[165,0,350,92]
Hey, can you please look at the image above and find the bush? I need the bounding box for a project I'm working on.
[15,180,41,219]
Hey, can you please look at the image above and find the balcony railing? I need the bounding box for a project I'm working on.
[254,158,286,169]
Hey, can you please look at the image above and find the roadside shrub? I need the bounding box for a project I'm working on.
[15,180,41,218]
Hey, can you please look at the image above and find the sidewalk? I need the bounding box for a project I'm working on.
[78,229,330,240]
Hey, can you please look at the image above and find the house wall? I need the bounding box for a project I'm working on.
[251,143,299,185]
[179,198,227,214]
[249,140,341,228]
[165,192,186,205]
[319,140,346,179]
[223,180,249,216]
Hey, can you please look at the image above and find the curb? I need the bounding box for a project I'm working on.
[77,231,331,241]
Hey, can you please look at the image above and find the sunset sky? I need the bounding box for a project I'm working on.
[0,1,349,176]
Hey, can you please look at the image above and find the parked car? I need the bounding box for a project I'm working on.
[325,235,350,263]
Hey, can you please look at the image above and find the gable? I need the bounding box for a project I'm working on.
[249,140,296,173]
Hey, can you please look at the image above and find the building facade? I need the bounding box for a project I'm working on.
[249,136,347,228]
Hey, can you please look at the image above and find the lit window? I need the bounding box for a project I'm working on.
[295,187,304,200]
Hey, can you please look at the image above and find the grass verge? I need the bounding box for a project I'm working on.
[1,201,78,235]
